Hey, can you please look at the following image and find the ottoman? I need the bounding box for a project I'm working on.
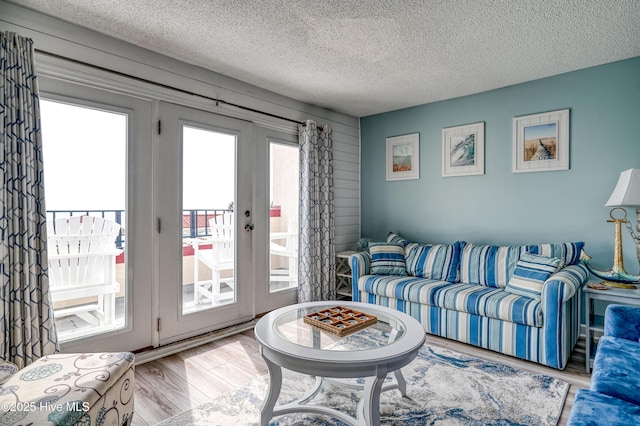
[0,352,135,425]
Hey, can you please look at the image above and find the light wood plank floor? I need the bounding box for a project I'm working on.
[131,329,590,425]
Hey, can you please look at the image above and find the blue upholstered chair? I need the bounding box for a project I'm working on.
[567,304,640,425]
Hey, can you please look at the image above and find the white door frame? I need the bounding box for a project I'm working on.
[39,77,155,353]
[253,126,298,315]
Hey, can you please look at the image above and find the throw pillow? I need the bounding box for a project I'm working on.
[405,241,463,282]
[369,242,407,276]
[505,253,564,300]
[386,232,411,248]
[524,242,584,265]
[460,243,524,288]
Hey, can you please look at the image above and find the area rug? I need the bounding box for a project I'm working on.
[157,345,569,425]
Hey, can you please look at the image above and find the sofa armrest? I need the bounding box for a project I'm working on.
[541,263,589,303]
[350,252,370,302]
[604,304,640,342]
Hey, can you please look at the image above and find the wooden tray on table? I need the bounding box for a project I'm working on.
[303,306,377,337]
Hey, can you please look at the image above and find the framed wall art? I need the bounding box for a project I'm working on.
[386,133,420,181]
[442,122,485,177]
[513,109,569,173]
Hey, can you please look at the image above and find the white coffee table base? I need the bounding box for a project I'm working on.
[259,353,408,426]
[254,302,425,426]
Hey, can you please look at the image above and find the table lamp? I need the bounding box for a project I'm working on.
[583,169,640,286]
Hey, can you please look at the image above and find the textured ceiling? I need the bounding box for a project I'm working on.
[11,0,640,117]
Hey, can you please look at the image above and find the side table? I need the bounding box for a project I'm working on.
[584,285,640,373]
[336,250,356,300]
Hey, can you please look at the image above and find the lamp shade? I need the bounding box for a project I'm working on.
[605,169,640,207]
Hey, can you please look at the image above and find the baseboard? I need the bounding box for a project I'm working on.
[134,318,258,365]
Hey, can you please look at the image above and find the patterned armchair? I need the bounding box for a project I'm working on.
[0,352,134,425]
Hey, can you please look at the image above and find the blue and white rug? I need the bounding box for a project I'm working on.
[158,345,568,425]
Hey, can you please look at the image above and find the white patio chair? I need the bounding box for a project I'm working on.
[270,217,298,286]
[190,214,235,304]
[47,216,122,327]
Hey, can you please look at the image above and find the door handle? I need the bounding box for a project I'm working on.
[244,223,254,232]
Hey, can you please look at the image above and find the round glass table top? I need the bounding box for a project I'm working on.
[271,302,408,352]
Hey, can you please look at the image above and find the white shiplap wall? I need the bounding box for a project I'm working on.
[0,0,360,252]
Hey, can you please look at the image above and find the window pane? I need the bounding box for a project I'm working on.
[182,126,236,313]
[269,142,299,292]
[41,99,127,342]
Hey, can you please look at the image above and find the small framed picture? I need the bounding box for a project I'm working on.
[442,122,485,177]
[513,109,569,173]
[386,133,419,181]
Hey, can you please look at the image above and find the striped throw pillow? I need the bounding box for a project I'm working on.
[524,242,584,266]
[386,232,410,248]
[369,242,407,276]
[404,241,463,282]
[505,253,564,300]
[460,243,524,288]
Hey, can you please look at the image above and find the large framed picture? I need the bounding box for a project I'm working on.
[513,109,569,173]
[442,122,484,177]
[386,133,420,181]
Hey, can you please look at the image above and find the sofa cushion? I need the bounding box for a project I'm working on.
[430,282,542,327]
[524,242,584,266]
[460,243,524,288]
[591,336,640,406]
[358,275,451,302]
[567,389,640,426]
[358,275,542,327]
[505,253,564,300]
[404,241,462,282]
[369,242,407,276]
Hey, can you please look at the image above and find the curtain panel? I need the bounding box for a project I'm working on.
[298,120,335,302]
[0,32,58,368]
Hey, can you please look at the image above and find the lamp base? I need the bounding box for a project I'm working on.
[602,280,637,289]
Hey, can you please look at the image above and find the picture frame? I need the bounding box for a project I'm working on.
[386,133,420,181]
[512,109,569,173]
[442,122,485,177]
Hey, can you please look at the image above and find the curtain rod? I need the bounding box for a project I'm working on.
[35,49,307,126]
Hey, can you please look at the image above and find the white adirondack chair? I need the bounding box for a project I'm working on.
[190,214,235,304]
[47,216,122,327]
[269,217,298,286]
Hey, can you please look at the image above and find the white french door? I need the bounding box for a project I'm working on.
[39,70,300,352]
[156,102,254,345]
[39,76,154,353]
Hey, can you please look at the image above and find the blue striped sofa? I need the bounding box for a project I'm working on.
[350,233,589,369]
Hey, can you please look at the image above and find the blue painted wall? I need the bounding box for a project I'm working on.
[360,57,640,274]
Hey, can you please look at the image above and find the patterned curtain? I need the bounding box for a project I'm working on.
[298,120,335,302]
[0,32,58,368]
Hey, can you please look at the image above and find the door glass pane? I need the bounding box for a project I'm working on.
[182,126,236,313]
[41,99,127,342]
[269,142,299,292]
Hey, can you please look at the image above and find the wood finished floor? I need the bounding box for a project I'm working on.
[131,329,590,425]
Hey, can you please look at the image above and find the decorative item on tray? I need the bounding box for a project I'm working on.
[587,282,609,290]
[303,306,377,336]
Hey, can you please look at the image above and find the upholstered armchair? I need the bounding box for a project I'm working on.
[0,352,135,425]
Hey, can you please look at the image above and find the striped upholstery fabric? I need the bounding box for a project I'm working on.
[460,243,523,288]
[386,232,410,247]
[369,242,407,276]
[524,242,584,266]
[506,253,564,300]
[351,250,589,369]
[404,241,463,282]
[360,276,542,327]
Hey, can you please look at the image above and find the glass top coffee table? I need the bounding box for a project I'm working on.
[254,301,425,426]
